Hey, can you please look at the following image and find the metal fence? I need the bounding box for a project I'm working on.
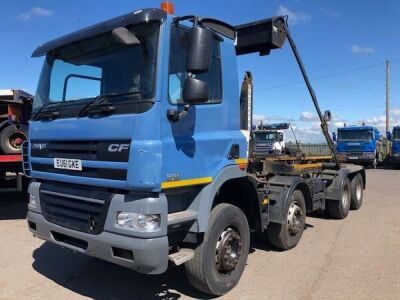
[286,142,332,156]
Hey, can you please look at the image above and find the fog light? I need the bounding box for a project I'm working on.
[116,212,160,232]
[28,194,38,209]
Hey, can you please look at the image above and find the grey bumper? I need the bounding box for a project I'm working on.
[338,152,375,163]
[27,210,169,274]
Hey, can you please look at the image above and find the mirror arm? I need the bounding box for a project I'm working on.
[167,103,190,122]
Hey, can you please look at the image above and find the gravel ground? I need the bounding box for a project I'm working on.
[0,169,399,299]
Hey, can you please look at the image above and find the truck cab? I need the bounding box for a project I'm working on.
[251,128,284,156]
[25,6,366,296]
[336,125,386,168]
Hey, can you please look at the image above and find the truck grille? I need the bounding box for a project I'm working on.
[31,140,130,162]
[40,182,114,234]
[253,144,272,154]
[31,163,127,180]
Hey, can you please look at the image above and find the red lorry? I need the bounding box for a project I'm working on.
[0,89,32,191]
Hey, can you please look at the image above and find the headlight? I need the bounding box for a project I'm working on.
[28,194,38,209]
[116,212,160,232]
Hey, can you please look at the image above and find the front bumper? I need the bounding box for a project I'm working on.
[26,181,170,274]
[27,210,169,274]
[337,152,375,163]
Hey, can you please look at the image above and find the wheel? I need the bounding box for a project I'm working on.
[267,190,306,250]
[185,203,250,296]
[327,177,351,219]
[0,125,26,154]
[350,174,363,210]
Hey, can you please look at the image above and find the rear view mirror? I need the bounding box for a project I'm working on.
[112,27,140,45]
[332,132,337,142]
[182,77,209,104]
[386,131,392,141]
[186,26,212,73]
[279,133,284,142]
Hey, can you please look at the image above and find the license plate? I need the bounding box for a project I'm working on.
[349,156,358,160]
[54,158,82,171]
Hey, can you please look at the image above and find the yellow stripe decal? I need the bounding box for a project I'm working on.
[235,158,248,164]
[293,163,322,170]
[161,176,213,189]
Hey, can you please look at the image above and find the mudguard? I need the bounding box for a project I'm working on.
[186,165,247,232]
[266,175,312,224]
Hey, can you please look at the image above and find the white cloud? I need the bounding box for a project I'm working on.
[319,7,339,18]
[276,5,310,25]
[299,111,318,122]
[351,45,375,54]
[18,7,54,21]
[253,114,267,126]
[356,110,400,133]
[392,109,400,117]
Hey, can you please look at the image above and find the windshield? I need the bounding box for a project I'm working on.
[338,129,373,141]
[33,22,160,118]
[253,132,278,142]
[394,128,400,140]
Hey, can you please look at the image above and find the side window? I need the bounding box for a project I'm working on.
[168,25,222,104]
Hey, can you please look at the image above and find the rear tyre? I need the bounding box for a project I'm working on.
[185,203,250,296]
[350,174,363,210]
[0,125,26,154]
[327,177,351,219]
[267,190,306,250]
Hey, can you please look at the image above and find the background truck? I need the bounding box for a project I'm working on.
[0,89,32,154]
[251,123,297,157]
[388,126,400,165]
[335,124,389,168]
[0,89,32,192]
[25,4,365,296]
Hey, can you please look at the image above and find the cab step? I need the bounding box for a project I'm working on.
[168,248,195,266]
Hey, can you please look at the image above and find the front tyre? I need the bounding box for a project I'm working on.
[267,190,306,250]
[327,177,351,219]
[185,204,250,296]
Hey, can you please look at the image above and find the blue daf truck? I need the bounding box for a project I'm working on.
[25,4,366,295]
[335,125,388,168]
[389,126,400,165]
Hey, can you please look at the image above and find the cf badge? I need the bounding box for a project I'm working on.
[108,144,130,152]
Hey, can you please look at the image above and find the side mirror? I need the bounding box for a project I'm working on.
[279,133,284,142]
[323,110,332,122]
[332,132,337,142]
[182,77,209,104]
[186,26,212,73]
[387,131,392,141]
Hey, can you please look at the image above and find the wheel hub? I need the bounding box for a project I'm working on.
[215,227,242,274]
[287,202,303,235]
[8,132,26,150]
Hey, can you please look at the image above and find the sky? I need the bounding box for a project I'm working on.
[1,0,400,142]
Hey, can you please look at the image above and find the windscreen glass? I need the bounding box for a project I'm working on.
[33,22,160,118]
[253,132,278,142]
[338,130,373,141]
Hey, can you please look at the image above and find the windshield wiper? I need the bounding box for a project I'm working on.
[32,102,61,121]
[78,91,143,118]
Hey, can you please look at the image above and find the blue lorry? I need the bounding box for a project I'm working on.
[389,126,400,165]
[335,125,389,168]
[25,5,366,295]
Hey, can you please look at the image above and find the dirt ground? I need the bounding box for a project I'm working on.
[0,169,399,299]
